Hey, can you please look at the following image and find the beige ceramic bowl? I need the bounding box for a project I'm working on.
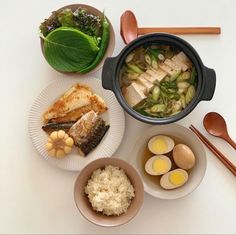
[74,157,144,227]
[130,123,207,200]
[40,4,115,75]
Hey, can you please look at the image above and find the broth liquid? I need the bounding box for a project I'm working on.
[141,135,191,187]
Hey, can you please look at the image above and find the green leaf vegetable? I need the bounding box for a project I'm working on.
[40,8,102,38]
[39,7,109,73]
[79,16,110,73]
[40,11,61,36]
[43,27,99,72]
[57,9,76,28]
[73,8,102,38]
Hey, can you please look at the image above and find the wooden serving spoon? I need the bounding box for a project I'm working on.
[203,112,236,150]
[120,10,221,44]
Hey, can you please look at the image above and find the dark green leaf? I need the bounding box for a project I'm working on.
[79,16,110,73]
[43,27,99,72]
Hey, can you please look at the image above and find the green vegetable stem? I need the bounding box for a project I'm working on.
[152,86,160,101]
[189,67,197,85]
[126,64,143,74]
[79,15,110,73]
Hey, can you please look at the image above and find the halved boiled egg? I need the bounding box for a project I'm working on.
[160,169,188,190]
[148,135,175,155]
[145,155,172,175]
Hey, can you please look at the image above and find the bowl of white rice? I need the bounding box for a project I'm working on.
[74,157,144,227]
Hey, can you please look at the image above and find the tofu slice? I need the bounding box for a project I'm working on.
[172,55,188,71]
[140,73,154,83]
[176,52,192,67]
[146,69,167,82]
[146,69,157,80]
[124,83,146,107]
[164,58,182,71]
[132,81,146,94]
[137,76,153,93]
[159,63,179,76]
[155,69,168,82]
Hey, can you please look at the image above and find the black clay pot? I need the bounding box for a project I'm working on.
[102,33,216,124]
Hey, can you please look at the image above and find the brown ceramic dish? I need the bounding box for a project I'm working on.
[40,4,115,75]
[74,157,144,227]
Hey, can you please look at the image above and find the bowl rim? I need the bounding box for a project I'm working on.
[129,123,207,200]
[73,157,144,227]
[39,3,115,75]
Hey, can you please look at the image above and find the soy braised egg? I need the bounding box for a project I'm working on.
[173,144,196,170]
[145,155,172,175]
[160,169,188,189]
[148,135,175,155]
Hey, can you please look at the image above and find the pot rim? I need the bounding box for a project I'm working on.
[106,33,209,124]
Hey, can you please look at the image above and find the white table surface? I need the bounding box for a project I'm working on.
[1,0,236,234]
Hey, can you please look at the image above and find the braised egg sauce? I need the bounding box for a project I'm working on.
[141,135,193,188]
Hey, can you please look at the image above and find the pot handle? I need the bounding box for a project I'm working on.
[102,57,117,91]
[201,66,216,101]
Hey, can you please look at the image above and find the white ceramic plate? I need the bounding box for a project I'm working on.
[129,124,207,199]
[28,77,125,171]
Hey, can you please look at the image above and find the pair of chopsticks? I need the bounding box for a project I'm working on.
[189,125,236,176]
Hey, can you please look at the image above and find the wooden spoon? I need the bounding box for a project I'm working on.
[203,112,236,150]
[120,10,221,44]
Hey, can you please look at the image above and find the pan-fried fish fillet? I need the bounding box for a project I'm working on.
[43,84,107,123]
[68,110,110,156]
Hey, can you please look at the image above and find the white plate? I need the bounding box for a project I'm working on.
[28,77,125,171]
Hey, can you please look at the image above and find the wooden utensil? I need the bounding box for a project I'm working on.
[120,10,221,44]
[203,112,236,150]
[189,125,236,176]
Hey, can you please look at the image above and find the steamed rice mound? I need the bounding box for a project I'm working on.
[85,165,135,216]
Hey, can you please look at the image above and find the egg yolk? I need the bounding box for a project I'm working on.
[169,172,186,186]
[151,138,167,153]
[152,159,169,173]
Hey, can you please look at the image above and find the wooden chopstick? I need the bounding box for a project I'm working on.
[189,125,236,176]
[138,27,221,35]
